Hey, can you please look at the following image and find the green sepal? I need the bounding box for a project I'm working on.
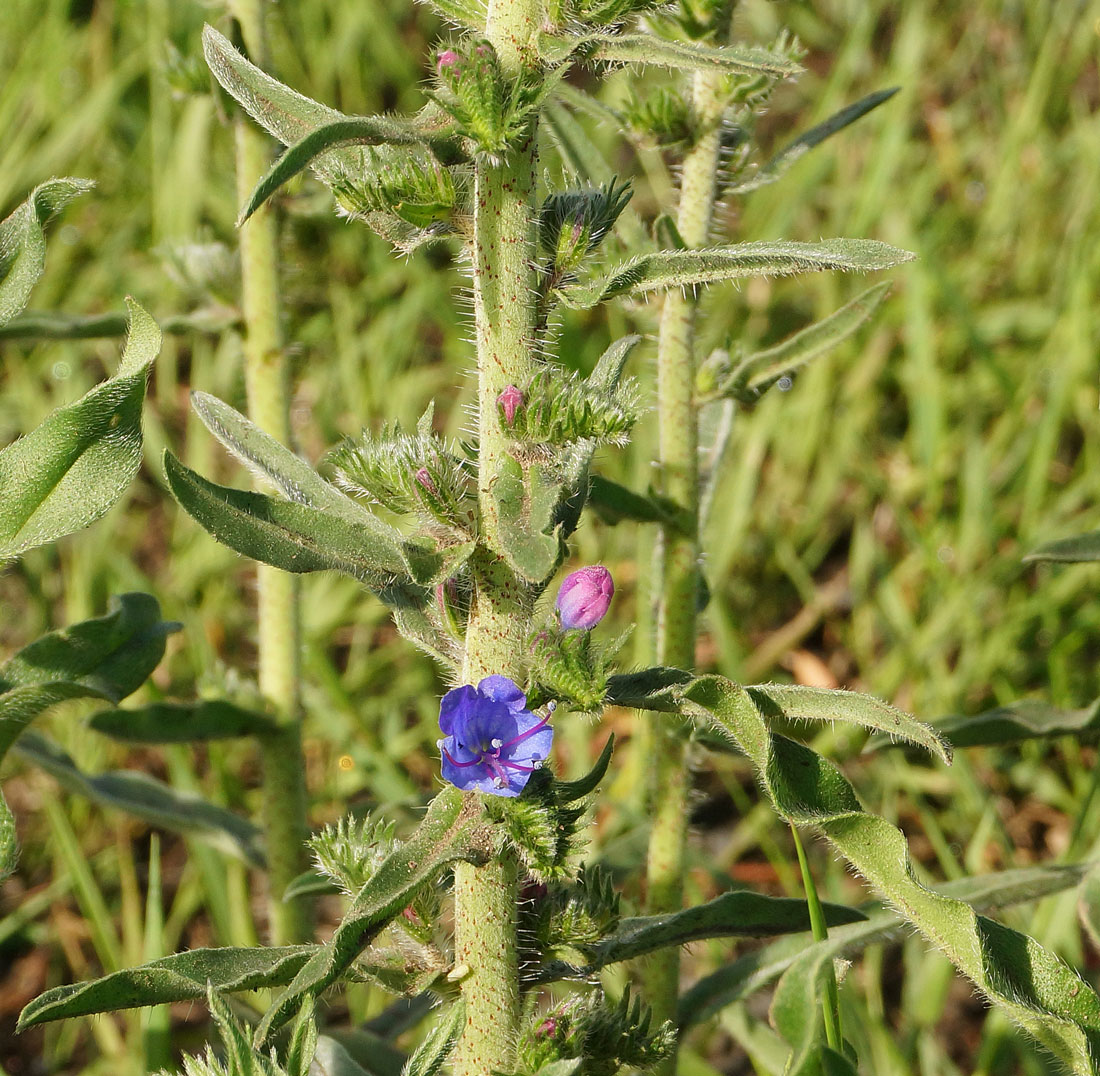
[0,178,93,326]
[0,298,161,560]
[490,455,563,583]
[529,630,613,712]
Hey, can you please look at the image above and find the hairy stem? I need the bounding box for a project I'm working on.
[453,1,543,1072]
[232,0,310,947]
[643,67,727,1068]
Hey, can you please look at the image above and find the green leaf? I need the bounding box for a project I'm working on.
[283,871,342,902]
[0,307,239,341]
[671,675,1100,1073]
[540,32,801,78]
[1025,531,1100,564]
[255,787,490,1043]
[88,700,277,743]
[605,666,695,711]
[577,891,864,971]
[586,475,669,526]
[190,392,371,526]
[13,731,265,868]
[238,117,462,225]
[205,982,267,1076]
[933,698,1100,749]
[705,282,892,403]
[0,592,176,763]
[557,239,915,309]
[164,452,408,583]
[312,1036,386,1076]
[0,298,161,559]
[0,788,15,884]
[400,1001,464,1076]
[555,734,614,803]
[732,88,900,194]
[491,456,562,583]
[678,862,1095,1029]
[0,178,93,325]
[748,682,951,763]
[1080,864,1100,953]
[286,997,319,1076]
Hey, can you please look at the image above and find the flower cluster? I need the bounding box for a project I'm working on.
[438,676,554,797]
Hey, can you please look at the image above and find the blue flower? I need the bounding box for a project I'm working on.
[437,675,554,797]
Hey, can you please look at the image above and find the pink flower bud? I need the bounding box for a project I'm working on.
[538,1017,557,1038]
[555,566,614,631]
[414,467,437,495]
[436,49,459,73]
[497,384,524,426]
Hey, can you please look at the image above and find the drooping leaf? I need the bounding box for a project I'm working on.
[255,787,490,1042]
[732,88,899,195]
[935,698,1100,749]
[164,452,408,583]
[0,307,238,340]
[540,32,801,78]
[586,475,671,526]
[704,282,892,403]
[400,1001,464,1076]
[748,683,951,763]
[0,178,93,325]
[490,456,562,583]
[1025,531,1100,564]
[668,675,1100,1073]
[13,731,265,868]
[557,239,915,309]
[678,862,1095,1029]
[238,117,463,225]
[89,700,277,743]
[0,298,161,560]
[0,593,176,763]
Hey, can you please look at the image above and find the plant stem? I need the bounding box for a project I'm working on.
[452,2,542,1073]
[790,823,843,1051]
[643,67,726,1068]
[231,0,310,947]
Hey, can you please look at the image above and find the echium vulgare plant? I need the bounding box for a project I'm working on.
[14,1,1100,1075]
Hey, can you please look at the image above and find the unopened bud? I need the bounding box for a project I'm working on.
[436,49,459,73]
[497,384,524,427]
[555,566,614,631]
[414,467,437,495]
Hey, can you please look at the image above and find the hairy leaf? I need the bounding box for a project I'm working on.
[705,282,891,403]
[732,88,899,194]
[14,731,265,868]
[401,1002,464,1076]
[491,456,562,583]
[557,239,915,308]
[89,699,277,743]
[1025,531,1100,564]
[255,787,490,1042]
[164,452,408,583]
[0,298,161,559]
[0,178,93,325]
[939,698,1100,748]
[0,789,15,883]
[748,682,951,763]
[671,675,1100,1073]
[0,593,175,763]
[679,863,1094,1029]
[1081,865,1100,953]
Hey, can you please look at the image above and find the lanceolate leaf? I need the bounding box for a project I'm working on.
[933,698,1100,749]
[669,675,1100,1073]
[705,282,892,403]
[164,452,409,584]
[0,178,93,325]
[190,392,371,526]
[17,945,316,1030]
[570,892,864,973]
[748,682,951,763]
[89,699,277,743]
[238,117,462,225]
[0,593,176,763]
[255,786,491,1042]
[0,790,15,883]
[14,731,265,868]
[678,862,1096,1030]
[0,298,161,560]
[732,88,900,195]
[1025,531,1100,564]
[1080,864,1100,953]
[491,456,562,583]
[540,33,801,78]
[557,240,915,309]
[401,1001,465,1076]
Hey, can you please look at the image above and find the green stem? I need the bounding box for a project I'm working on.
[643,68,726,1067]
[231,0,310,947]
[452,2,542,1073]
[791,823,842,1051]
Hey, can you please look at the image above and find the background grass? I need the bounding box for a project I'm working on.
[1,0,1099,1074]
